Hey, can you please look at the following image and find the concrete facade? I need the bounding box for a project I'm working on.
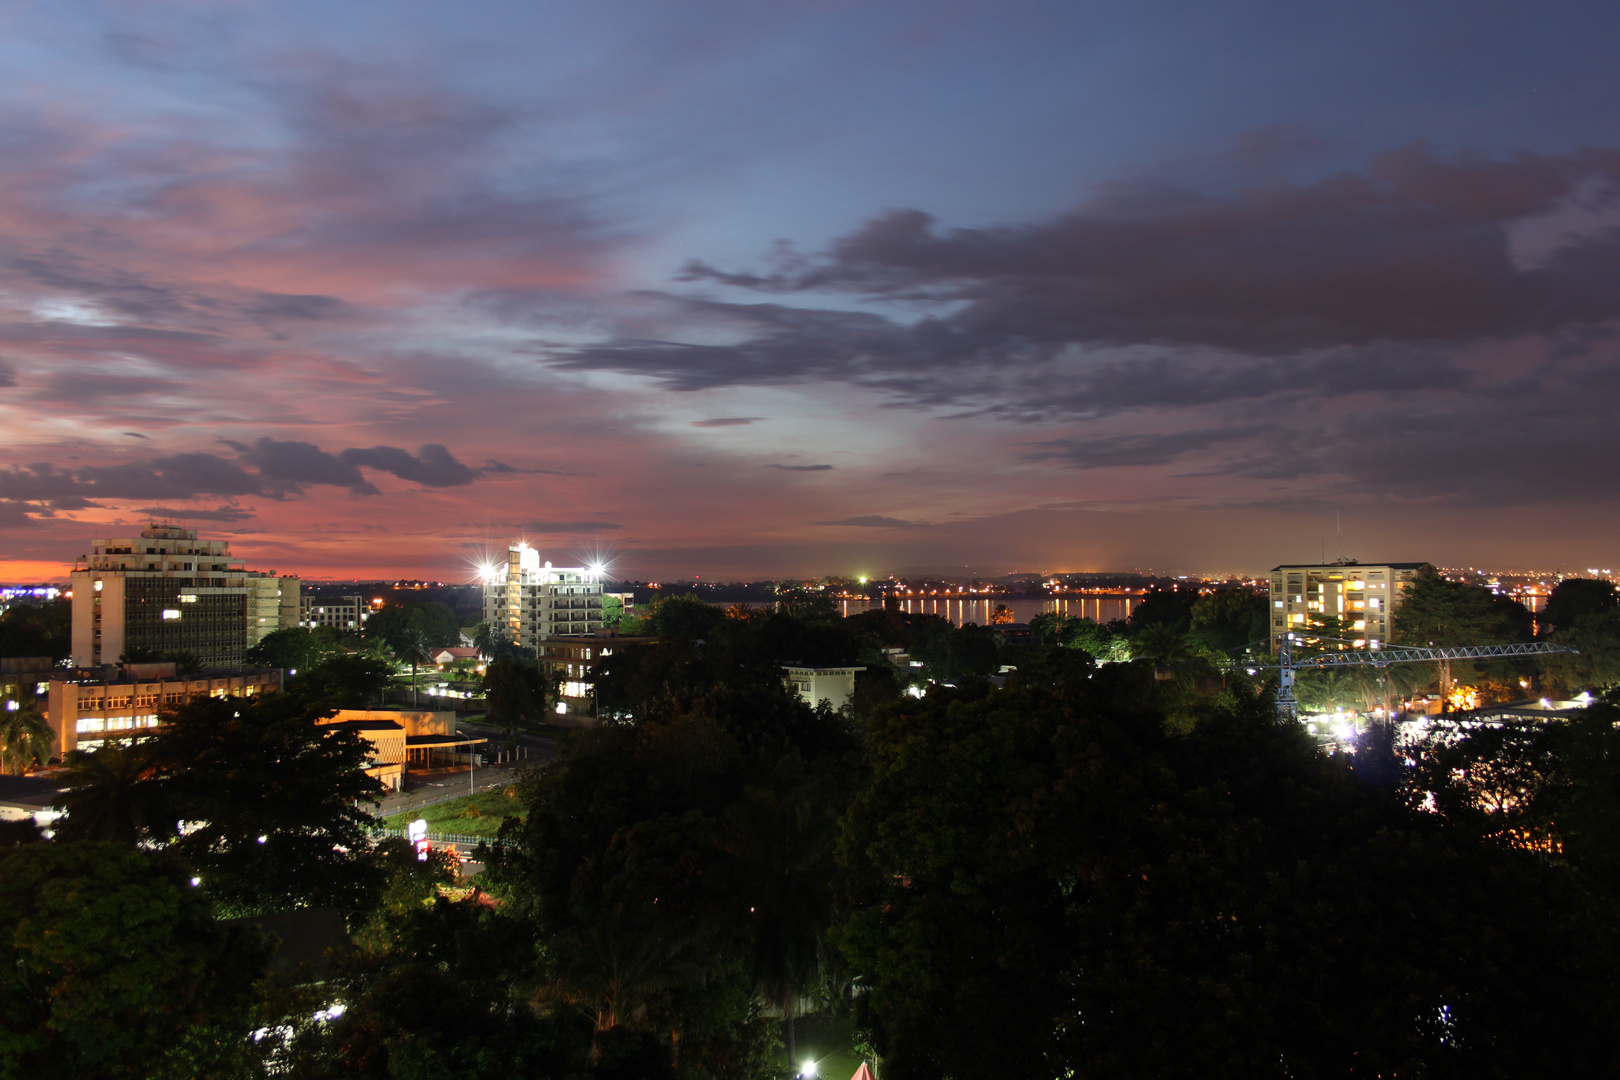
[1269,562,1428,649]
[481,543,604,648]
[46,666,283,758]
[301,594,370,632]
[70,525,299,669]
[783,665,863,711]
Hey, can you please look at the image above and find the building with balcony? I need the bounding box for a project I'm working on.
[537,634,660,723]
[1269,562,1428,650]
[481,543,605,648]
[69,524,299,669]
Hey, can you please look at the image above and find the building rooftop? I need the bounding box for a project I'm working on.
[1271,562,1430,571]
[0,774,61,814]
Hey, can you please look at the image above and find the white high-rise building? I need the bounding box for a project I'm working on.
[481,543,605,648]
[69,524,300,669]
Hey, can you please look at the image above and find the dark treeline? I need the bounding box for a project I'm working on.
[7,577,1620,1077]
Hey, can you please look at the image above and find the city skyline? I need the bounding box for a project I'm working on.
[2,3,1620,580]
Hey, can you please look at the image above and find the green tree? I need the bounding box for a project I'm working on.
[471,619,500,659]
[245,626,325,671]
[363,601,460,652]
[646,593,726,639]
[482,681,859,1076]
[482,653,551,743]
[397,627,432,708]
[1541,577,1619,636]
[0,842,268,1080]
[287,653,393,709]
[52,742,173,844]
[1541,607,1620,693]
[1065,617,1130,662]
[0,598,70,661]
[835,668,1620,1079]
[147,693,386,915]
[1189,588,1269,656]
[1130,622,1195,664]
[1127,587,1199,632]
[715,784,841,1066]
[0,695,52,774]
[1393,567,1531,646]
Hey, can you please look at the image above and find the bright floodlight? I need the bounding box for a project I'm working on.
[589,562,605,577]
[799,1063,817,1078]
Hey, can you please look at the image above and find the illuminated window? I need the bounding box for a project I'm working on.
[161,609,181,620]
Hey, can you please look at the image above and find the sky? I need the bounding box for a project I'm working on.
[2,0,1620,582]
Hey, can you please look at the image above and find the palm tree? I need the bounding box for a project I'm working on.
[471,620,498,660]
[721,786,840,1067]
[53,742,173,844]
[397,628,432,708]
[0,696,53,774]
[1132,623,1194,665]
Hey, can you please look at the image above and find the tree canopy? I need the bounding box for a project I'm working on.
[0,598,69,661]
[0,842,269,1079]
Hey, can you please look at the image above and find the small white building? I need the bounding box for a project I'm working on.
[783,665,863,711]
[0,775,61,829]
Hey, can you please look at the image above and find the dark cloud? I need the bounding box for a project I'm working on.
[136,505,257,522]
[11,253,190,322]
[769,463,834,471]
[558,146,1620,414]
[339,444,481,487]
[0,358,14,387]
[241,438,378,496]
[522,521,624,532]
[1021,426,1276,469]
[0,436,492,527]
[0,455,265,510]
[121,431,149,439]
[692,417,766,427]
[241,292,350,321]
[482,460,573,476]
[814,515,927,527]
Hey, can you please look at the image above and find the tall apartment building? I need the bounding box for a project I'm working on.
[301,594,370,632]
[1269,562,1428,649]
[481,542,604,649]
[69,525,300,669]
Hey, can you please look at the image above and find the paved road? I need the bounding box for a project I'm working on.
[373,721,562,818]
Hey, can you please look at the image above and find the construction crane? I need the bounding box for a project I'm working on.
[1264,635,1578,723]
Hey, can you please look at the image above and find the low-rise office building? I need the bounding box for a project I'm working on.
[301,594,370,632]
[784,665,863,711]
[45,664,283,758]
[320,708,486,783]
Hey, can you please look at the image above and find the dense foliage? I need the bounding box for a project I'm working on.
[10,592,1620,1078]
[0,599,69,661]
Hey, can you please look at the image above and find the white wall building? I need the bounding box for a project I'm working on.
[69,525,299,669]
[301,594,370,632]
[481,543,605,648]
[784,665,863,711]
